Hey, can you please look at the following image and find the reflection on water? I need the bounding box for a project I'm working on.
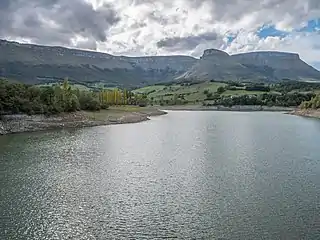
[1,112,320,239]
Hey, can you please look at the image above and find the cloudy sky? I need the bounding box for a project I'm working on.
[1,0,319,68]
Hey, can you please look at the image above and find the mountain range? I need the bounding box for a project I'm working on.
[1,39,320,87]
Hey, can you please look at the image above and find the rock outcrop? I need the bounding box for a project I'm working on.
[0,121,6,135]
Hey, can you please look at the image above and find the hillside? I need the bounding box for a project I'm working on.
[1,39,320,87]
[133,80,320,108]
[0,40,196,87]
[232,51,320,81]
[178,49,320,82]
[176,49,266,82]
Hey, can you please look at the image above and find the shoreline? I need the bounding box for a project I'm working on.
[161,105,295,112]
[2,106,319,135]
[288,109,320,119]
[0,108,167,135]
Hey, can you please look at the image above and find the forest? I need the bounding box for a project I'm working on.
[203,92,315,107]
[0,79,147,115]
[1,78,320,116]
[142,80,320,107]
[202,81,320,108]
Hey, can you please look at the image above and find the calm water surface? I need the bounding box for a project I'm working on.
[1,111,320,239]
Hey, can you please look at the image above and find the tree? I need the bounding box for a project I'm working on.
[0,79,108,115]
[216,86,226,94]
[301,94,320,109]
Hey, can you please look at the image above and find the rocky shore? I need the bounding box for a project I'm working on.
[2,106,318,135]
[0,108,167,135]
[289,109,320,119]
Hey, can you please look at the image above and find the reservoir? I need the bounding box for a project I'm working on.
[1,111,319,239]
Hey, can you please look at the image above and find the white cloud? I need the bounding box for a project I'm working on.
[0,0,319,67]
[94,0,320,66]
[226,31,320,64]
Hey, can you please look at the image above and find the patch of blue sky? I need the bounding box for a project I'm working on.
[226,35,236,43]
[257,25,289,38]
[297,19,320,32]
[256,19,319,39]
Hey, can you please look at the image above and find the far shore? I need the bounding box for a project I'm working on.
[160,105,295,112]
[162,104,320,119]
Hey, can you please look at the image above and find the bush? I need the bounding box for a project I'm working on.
[216,86,226,94]
[100,103,109,110]
[203,89,209,95]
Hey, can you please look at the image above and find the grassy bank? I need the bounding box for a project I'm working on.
[133,80,319,107]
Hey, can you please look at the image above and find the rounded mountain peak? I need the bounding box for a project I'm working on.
[201,49,229,59]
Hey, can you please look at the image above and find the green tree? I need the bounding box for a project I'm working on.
[216,86,226,94]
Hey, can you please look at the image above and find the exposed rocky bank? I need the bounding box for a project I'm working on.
[0,109,167,135]
[289,109,320,119]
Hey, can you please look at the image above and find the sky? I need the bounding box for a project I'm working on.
[0,0,319,69]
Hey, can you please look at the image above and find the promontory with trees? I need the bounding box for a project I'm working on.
[1,77,320,134]
[0,78,148,115]
[0,78,157,135]
[1,78,320,115]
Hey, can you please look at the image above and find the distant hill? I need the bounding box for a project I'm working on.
[232,51,320,81]
[0,39,196,87]
[177,49,320,82]
[1,39,320,87]
[176,49,266,82]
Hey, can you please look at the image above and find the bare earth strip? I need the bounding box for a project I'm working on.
[2,105,319,135]
[0,107,167,135]
[289,109,320,119]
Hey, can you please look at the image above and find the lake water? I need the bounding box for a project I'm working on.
[1,111,320,239]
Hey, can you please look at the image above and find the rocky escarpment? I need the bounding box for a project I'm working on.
[177,49,265,82]
[1,39,320,85]
[0,39,196,87]
[231,51,300,68]
[201,49,230,59]
[231,51,320,81]
[177,49,320,82]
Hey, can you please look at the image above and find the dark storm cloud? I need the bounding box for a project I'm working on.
[57,1,120,42]
[0,0,11,8]
[0,0,120,46]
[0,0,15,31]
[156,32,219,50]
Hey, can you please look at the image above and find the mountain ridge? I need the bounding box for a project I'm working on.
[178,48,320,82]
[1,39,320,86]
